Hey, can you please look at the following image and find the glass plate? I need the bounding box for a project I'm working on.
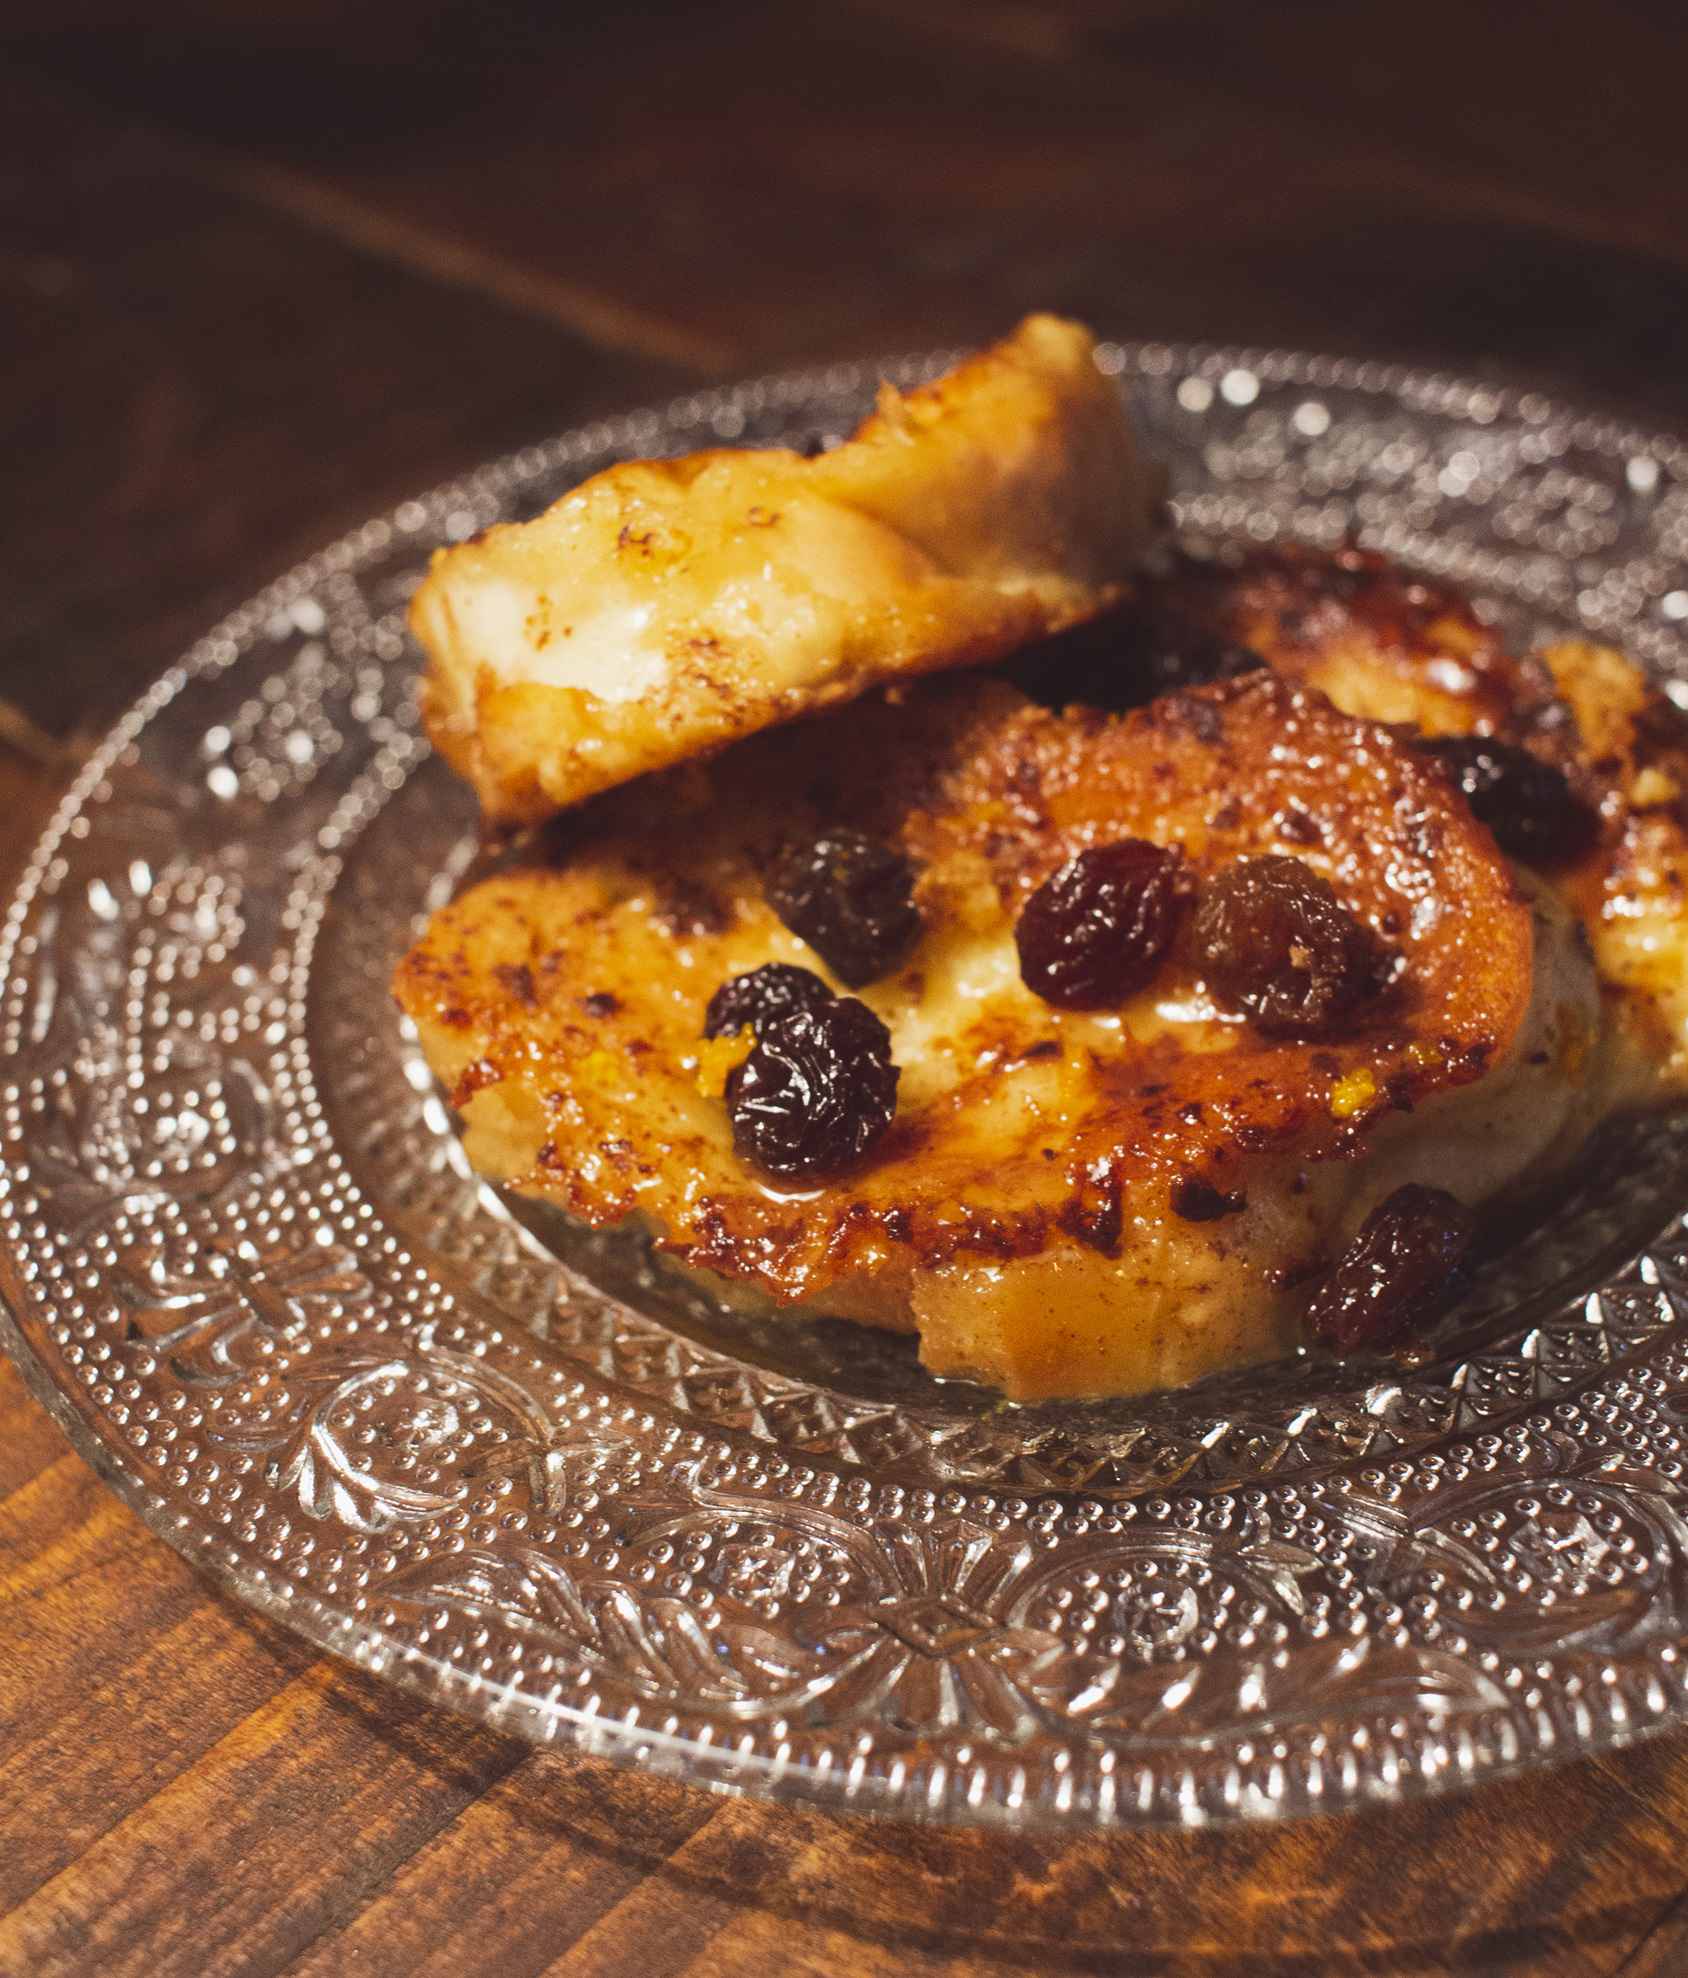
[6,344,1688,1831]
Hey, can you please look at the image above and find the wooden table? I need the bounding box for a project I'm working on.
[6,6,1688,1969]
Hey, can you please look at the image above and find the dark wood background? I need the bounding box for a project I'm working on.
[6,4,1688,1970]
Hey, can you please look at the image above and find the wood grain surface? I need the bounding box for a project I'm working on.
[6,7,1688,1970]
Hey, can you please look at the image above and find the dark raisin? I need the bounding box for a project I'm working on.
[727,998,899,1178]
[1008,605,1264,713]
[765,829,920,987]
[1015,839,1188,1009]
[1306,1183,1477,1349]
[1419,736,1597,866]
[703,963,834,1040]
[1192,855,1384,1038]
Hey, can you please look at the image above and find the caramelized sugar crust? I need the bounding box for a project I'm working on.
[1129,544,1688,1075]
[410,315,1162,826]
[395,670,1559,1394]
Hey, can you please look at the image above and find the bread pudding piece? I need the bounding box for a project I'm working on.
[1104,545,1688,1082]
[395,670,1612,1401]
[409,315,1162,827]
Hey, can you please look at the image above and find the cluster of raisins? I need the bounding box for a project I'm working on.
[1014,843,1385,1041]
[706,962,899,1179]
[710,662,1586,1192]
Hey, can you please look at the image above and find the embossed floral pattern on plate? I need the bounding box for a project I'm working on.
[5,346,1688,1828]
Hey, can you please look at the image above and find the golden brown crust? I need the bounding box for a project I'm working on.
[1130,542,1544,731]
[1534,641,1688,1074]
[410,314,1163,826]
[394,671,1535,1311]
[1125,545,1688,1078]
[393,540,1688,1398]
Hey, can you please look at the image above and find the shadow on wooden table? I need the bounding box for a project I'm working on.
[306,1635,1688,1976]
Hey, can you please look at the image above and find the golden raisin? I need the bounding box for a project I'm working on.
[1192,856,1385,1038]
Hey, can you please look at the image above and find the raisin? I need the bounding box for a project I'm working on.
[1192,855,1383,1038]
[1008,605,1264,713]
[1306,1183,1477,1349]
[727,998,899,1178]
[1419,736,1598,866]
[703,963,834,1040]
[1016,839,1188,1009]
[765,829,921,987]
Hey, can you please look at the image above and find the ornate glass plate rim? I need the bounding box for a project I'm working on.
[5,342,1688,1832]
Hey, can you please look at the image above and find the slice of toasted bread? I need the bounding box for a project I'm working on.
[395,671,1606,1399]
[410,315,1161,826]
